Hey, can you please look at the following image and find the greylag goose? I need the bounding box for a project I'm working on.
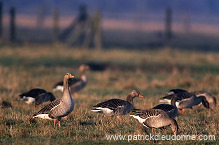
[193,90,217,110]
[53,64,90,96]
[33,73,74,127]
[130,109,178,135]
[91,90,144,119]
[152,104,178,119]
[170,91,210,114]
[18,88,56,106]
[159,89,187,104]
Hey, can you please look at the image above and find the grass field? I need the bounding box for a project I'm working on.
[0,45,218,144]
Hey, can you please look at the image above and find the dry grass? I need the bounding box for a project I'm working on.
[0,45,218,144]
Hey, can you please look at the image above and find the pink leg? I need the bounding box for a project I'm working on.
[179,109,185,114]
[152,128,155,133]
[54,120,57,127]
[58,121,61,127]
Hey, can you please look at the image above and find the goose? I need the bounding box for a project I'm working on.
[170,91,210,114]
[152,104,178,119]
[33,73,74,127]
[53,64,90,96]
[18,88,56,106]
[193,90,217,110]
[130,109,178,135]
[91,90,144,119]
[159,89,187,104]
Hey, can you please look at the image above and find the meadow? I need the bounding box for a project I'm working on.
[0,45,218,144]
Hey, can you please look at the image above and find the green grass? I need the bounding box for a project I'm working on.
[0,45,218,144]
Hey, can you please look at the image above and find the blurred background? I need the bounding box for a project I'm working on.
[1,0,219,50]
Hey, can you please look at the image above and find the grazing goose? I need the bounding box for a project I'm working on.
[193,90,217,110]
[0,97,12,108]
[170,91,210,114]
[53,64,90,96]
[152,104,178,119]
[91,90,144,118]
[159,89,187,104]
[130,109,178,135]
[33,73,74,127]
[18,88,56,106]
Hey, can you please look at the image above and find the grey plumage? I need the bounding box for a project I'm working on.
[33,73,74,127]
[193,90,217,110]
[19,88,56,106]
[130,109,178,135]
[159,89,188,104]
[53,64,89,94]
[152,104,178,119]
[91,90,144,117]
[170,91,210,109]
[159,89,210,114]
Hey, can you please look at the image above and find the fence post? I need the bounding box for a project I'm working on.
[93,10,102,50]
[53,9,59,44]
[9,7,16,42]
[165,7,172,46]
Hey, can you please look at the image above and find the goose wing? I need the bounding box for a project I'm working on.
[34,99,61,115]
[152,104,175,112]
[93,99,128,111]
[19,88,47,97]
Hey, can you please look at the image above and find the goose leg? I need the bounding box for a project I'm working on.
[58,121,61,127]
[179,109,185,114]
[152,128,155,133]
[108,117,113,120]
[54,120,57,127]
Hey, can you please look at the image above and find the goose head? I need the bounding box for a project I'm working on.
[79,64,90,73]
[170,119,179,135]
[64,73,74,80]
[126,90,144,103]
[130,90,144,98]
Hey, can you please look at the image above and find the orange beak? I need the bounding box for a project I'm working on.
[138,94,144,98]
[69,74,74,78]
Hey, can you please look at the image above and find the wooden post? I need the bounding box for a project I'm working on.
[0,2,3,43]
[53,9,59,44]
[9,7,16,42]
[165,7,172,45]
[93,10,102,50]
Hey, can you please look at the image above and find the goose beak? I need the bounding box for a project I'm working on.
[138,94,144,98]
[69,74,74,78]
[174,131,177,135]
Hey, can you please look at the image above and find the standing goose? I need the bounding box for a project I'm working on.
[53,64,89,96]
[33,73,74,127]
[159,89,187,104]
[130,109,178,135]
[91,90,144,118]
[170,91,210,114]
[152,104,178,119]
[18,88,56,106]
[193,90,217,110]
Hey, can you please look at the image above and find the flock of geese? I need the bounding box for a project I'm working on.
[1,64,217,135]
